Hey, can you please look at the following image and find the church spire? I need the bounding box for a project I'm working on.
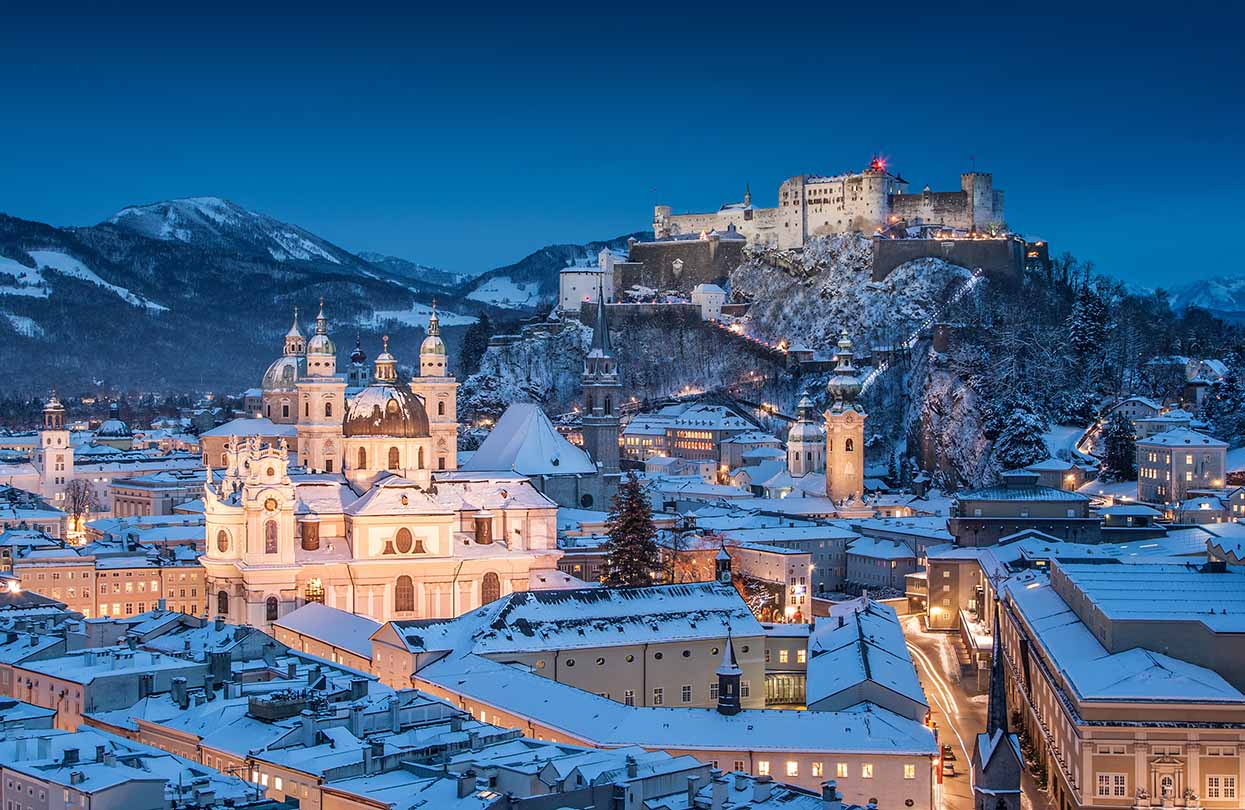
[427,298,440,337]
[284,306,305,355]
[986,601,1008,736]
[715,633,743,716]
[744,183,752,207]
[589,279,612,358]
[314,297,328,335]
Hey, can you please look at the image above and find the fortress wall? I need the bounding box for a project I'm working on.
[871,237,1023,285]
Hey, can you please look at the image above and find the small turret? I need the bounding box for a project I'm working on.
[43,391,65,430]
[715,635,743,716]
[284,307,305,356]
[827,331,862,412]
[374,335,398,383]
[419,300,447,377]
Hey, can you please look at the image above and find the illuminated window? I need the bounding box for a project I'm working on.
[304,578,325,604]
[812,762,823,777]
[904,764,916,779]
[757,761,770,776]
[395,576,414,612]
[786,761,799,777]
[264,520,278,554]
[837,763,848,778]
[861,763,873,778]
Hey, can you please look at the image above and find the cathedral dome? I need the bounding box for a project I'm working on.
[788,396,824,443]
[97,418,132,438]
[343,383,430,438]
[262,355,306,390]
[420,332,446,356]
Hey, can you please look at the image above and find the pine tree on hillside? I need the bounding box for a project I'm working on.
[1203,372,1245,446]
[602,471,660,588]
[459,312,494,377]
[992,407,1051,472]
[1100,411,1137,482]
[1067,283,1109,361]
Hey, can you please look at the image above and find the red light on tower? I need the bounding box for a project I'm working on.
[869,154,887,172]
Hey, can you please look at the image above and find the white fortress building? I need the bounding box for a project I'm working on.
[202,304,566,628]
[654,157,1005,249]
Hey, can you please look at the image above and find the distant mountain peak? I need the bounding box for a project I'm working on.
[1171,274,1245,315]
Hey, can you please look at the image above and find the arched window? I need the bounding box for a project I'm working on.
[304,402,310,418]
[845,438,854,452]
[325,402,332,418]
[604,396,612,416]
[357,447,366,469]
[388,447,400,470]
[395,528,413,554]
[282,403,290,419]
[437,401,446,416]
[265,596,279,621]
[216,590,229,616]
[216,530,229,553]
[265,520,278,554]
[417,447,425,469]
[481,572,501,604]
[395,576,414,612]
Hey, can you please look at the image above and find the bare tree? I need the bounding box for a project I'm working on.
[63,479,98,533]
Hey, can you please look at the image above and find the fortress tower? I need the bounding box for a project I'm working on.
[580,288,621,474]
[824,331,865,503]
[409,302,460,471]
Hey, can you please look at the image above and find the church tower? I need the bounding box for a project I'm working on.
[787,394,825,476]
[972,604,1023,810]
[715,635,743,716]
[409,302,460,471]
[284,308,305,356]
[296,300,347,473]
[825,331,865,503]
[580,287,621,473]
[36,392,73,503]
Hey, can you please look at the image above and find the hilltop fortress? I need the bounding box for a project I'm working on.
[654,157,1006,250]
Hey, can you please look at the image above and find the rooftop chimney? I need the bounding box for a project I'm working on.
[687,774,700,805]
[214,616,225,632]
[171,676,189,710]
[710,770,727,810]
[349,677,368,701]
[822,780,843,810]
[625,755,638,779]
[753,774,773,802]
[457,770,477,799]
[300,709,317,747]
[62,747,79,766]
[348,704,364,737]
[95,745,106,763]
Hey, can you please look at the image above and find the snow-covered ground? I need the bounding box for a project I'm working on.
[1042,424,1088,460]
[466,275,542,308]
[29,250,167,311]
[0,251,166,311]
[360,303,476,329]
[1,312,42,337]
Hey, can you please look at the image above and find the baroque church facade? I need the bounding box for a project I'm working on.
[202,304,562,629]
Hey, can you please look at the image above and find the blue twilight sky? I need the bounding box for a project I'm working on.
[1,2,1242,287]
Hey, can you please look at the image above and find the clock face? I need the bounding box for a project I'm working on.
[264,497,278,512]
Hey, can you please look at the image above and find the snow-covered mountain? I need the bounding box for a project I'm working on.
[1170,275,1245,320]
[357,252,468,290]
[108,197,364,268]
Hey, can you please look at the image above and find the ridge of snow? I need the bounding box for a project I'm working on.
[360,303,477,329]
[467,275,541,308]
[28,251,168,312]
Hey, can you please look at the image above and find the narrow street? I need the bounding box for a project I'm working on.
[904,616,1050,810]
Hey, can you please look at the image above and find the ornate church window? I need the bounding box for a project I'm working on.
[437,401,446,416]
[395,576,414,612]
[395,528,424,554]
[216,530,229,553]
[216,590,229,616]
[388,447,400,470]
[265,596,279,622]
[265,520,278,554]
[357,448,367,469]
[481,572,501,605]
[845,438,854,452]
[304,578,325,604]
[325,402,332,417]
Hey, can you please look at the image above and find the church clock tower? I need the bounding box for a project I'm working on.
[296,300,347,473]
[410,302,459,471]
[580,288,621,473]
[825,331,865,503]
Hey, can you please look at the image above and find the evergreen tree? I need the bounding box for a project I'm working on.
[1203,372,1245,445]
[1100,411,1137,482]
[459,313,493,377]
[992,407,1051,471]
[1067,283,1109,361]
[602,471,660,587]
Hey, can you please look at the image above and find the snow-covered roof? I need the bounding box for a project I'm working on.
[1136,428,1228,448]
[200,417,297,438]
[274,602,380,658]
[461,403,596,475]
[846,537,915,560]
[807,600,927,713]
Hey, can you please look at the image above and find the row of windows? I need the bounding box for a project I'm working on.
[560,644,747,668]
[1096,774,1236,800]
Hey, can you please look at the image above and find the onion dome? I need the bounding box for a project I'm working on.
[350,335,366,365]
[787,395,824,442]
[306,298,335,356]
[342,381,430,438]
[827,330,862,409]
[420,300,446,357]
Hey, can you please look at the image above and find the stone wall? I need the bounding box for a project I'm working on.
[872,237,1024,285]
[620,237,745,293]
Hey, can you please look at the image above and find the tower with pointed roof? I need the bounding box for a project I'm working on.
[296,299,347,474]
[346,336,369,389]
[284,307,305,356]
[410,301,460,472]
[972,603,1023,810]
[715,635,743,716]
[787,393,826,476]
[825,331,866,503]
[580,286,621,475]
[36,391,73,503]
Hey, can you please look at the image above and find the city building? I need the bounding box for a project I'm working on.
[1136,428,1228,505]
[949,470,1097,546]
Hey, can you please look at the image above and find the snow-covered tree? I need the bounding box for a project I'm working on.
[992,407,1050,472]
[602,471,660,588]
[1203,371,1245,446]
[63,479,98,534]
[1067,283,1109,361]
[1100,411,1137,482]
